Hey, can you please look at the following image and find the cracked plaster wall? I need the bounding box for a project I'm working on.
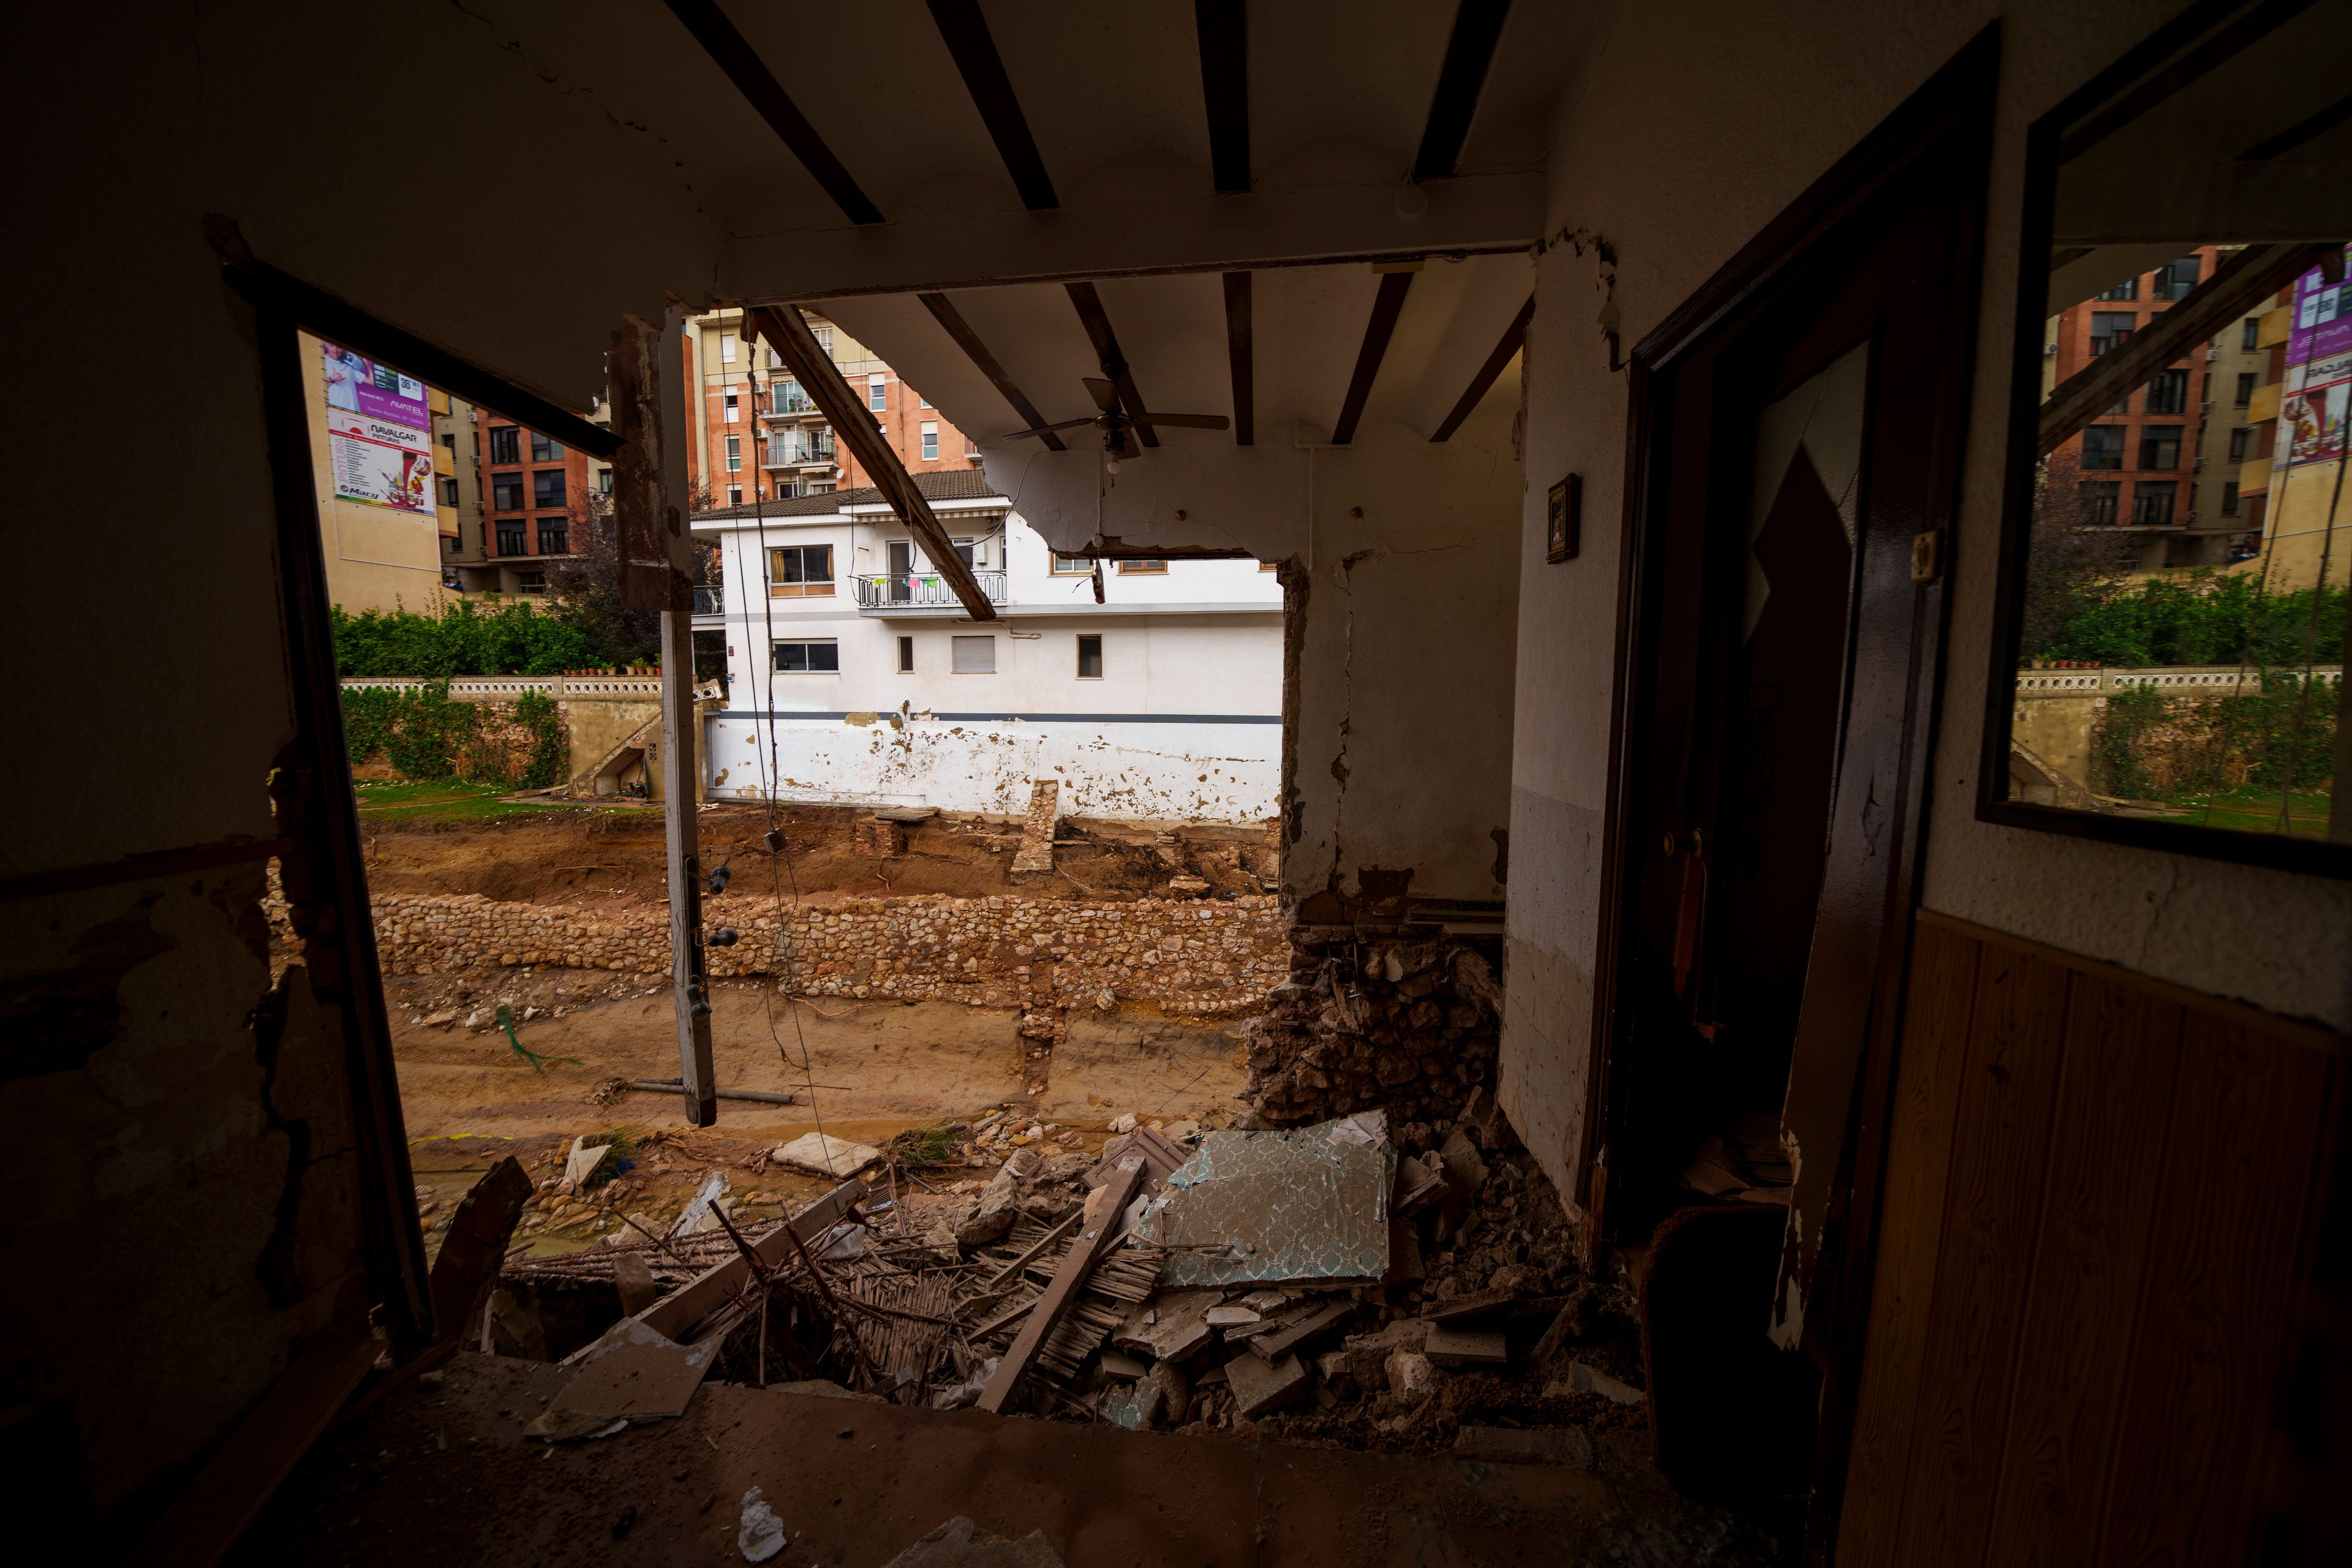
[4,1,724,1543]
[980,418,1524,910]
[1500,0,2352,1213]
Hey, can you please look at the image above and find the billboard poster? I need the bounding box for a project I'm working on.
[2287,246,2352,371]
[327,409,434,513]
[322,342,431,429]
[322,341,433,510]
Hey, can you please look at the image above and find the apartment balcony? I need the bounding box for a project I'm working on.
[852,571,1008,612]
[761,441,837,469]
[691,582,728,627]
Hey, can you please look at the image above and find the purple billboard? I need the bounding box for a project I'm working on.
[321,342,431,431]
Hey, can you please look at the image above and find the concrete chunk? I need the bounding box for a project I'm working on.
[1225,1351,1311,1417]
[1423,1323,1508,1367]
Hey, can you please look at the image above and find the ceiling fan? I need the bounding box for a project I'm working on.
[1003,377,1227,462]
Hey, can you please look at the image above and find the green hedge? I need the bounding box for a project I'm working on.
[343,681,567,788]
[2033,572,2346,669]
[331,599,647,679]
[2092,673,2339,802]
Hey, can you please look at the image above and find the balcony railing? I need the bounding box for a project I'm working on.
[764,392,818,417]
[853,571,1007,609]
[763,438,836,467]
[692,584,727,616]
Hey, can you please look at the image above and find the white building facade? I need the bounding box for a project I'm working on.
[692,472,1283,822]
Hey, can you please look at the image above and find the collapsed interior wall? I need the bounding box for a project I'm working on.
[1497,0,2352,1217]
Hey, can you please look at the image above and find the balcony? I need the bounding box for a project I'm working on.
[761,438,836,469]
[852,571,1007,612]
[762,393,818,418]
[692,584,727,617]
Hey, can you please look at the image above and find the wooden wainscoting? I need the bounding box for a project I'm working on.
[1837,909,2343,1566]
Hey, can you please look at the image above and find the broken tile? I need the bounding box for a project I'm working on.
[1250,1298,1357,1362]
[1553,1362,1646,1405]
[1112,1289,1222,1362]
[1133,1112,1395,1288]
[1424,1324,1508,1367]
[1098,1378,1164,1431]
[1097,1349,1147,1380]
[1204,1305,1262,1329]
[772,1131,883,1178]
[525,1318,723,1441]
[562,1136,611,1189]
[1225,1351,1311,1417]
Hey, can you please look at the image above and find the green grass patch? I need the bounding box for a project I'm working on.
[353,779,595,823]
[2146,786,2335,839]
[889,1123,965,1170]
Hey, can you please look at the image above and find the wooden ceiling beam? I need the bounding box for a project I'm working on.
[1223,270,1254,445]
[916,292,1066,451]
[1195,0,1251,194]
[1332,271,1415,444]
[661,0,884,225]
[925,0,1058,211]
[1430,293,1531,442]
[744,305,997,621]
[1411,0,1512,182]
[1064,283,1158,447]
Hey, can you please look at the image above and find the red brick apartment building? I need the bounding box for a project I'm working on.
[467,411,601,595]
[679,307,981,510]
[2046,244,2261,568]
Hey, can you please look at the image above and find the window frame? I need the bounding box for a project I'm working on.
[951,635,995,674]
[529,431,561,463]
[491,473,527,512]
[1076,633,1103,680]
[487,425,520,464]
[771,639,840,674]
[1050,552,1094,576]
[921,420,938,461]
[766,542,836,598]
[867,373,888,413]
[1975,4,2351,879]
[897,635,914,674]
[1116,557,1169,574]
[531,469,566,509]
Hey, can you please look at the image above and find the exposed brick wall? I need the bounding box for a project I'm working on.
[355,889,1287,1019]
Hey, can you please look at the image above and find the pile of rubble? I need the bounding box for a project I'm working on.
[1243,932,1505,1128]
[475,1087,1647,1460]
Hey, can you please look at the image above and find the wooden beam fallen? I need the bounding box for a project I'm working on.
[977,1158,1145,1413]
[428,1157,536,1344]
[2039,242,2335,457]
[745,305,998,621]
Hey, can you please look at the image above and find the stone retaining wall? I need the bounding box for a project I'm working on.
[359,889,1288,1018]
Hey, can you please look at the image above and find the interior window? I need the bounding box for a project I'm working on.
[1988,0,2351,869]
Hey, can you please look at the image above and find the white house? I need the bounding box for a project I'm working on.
[690,471,1283,821]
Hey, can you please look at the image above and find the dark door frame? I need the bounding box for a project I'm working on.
[214,225,622,1354]
[1577,26,1998,1551]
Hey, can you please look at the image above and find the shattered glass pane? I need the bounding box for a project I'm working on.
[1131,1112,1393,1287]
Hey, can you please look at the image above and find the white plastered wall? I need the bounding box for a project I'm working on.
[1501,0,2352,1205]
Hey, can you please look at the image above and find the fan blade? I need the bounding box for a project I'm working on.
[1137,412,1229,430]
[1082,376,1122,413]
[1003,418,1100,440]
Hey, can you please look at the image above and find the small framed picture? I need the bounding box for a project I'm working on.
[1547,474,1581,563]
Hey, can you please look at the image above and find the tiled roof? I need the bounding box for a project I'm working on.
[692,467,1003,522]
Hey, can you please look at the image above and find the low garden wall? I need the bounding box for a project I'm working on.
[360,889,1289,1018]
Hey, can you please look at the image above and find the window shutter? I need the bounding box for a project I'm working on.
[952,636,995,674]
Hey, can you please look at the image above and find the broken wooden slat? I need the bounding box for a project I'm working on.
[981,1208,1084,1290]
[976,1159,1144,1414]
[427,1156,536,1345]
[633,1182,861,1346]
[1249,1298,1357,1362]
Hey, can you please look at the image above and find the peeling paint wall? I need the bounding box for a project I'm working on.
[705,715,1278,822]
[1498,0,2352,1216]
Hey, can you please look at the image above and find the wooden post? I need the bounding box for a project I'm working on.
[614,308,716,1125]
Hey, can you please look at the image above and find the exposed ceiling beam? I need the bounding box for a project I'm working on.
[916,292,1066,451]
[1411,0,1512,182]
[1332,271,1415,444]
[1194,0,1251,194]
[1430,293,1532,442]
[925,0,1058,211]
[744,305,997,621]
[2237,89,2352,160]
[1064,283,1158,448]
[1222,270,1254,445]
[2057,0,2320,160]
[2039,241,2335,457]
[662,0,884,226]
